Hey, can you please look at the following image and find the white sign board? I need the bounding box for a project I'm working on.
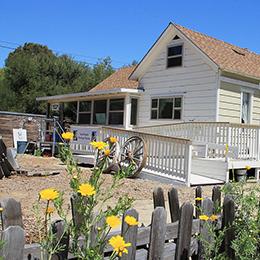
[13,128,27,149]
[71,126,99,145]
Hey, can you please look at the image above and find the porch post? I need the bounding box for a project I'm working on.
[124,94,131,129]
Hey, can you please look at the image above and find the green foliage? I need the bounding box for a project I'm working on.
[34,139,135,259]
[222,181,260,260]
[1,43,114,113]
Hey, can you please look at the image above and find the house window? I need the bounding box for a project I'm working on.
[167,45,183,68]
[241,92,251,124]
[108,99,124,125]
[151,97,182,120]
[130,98,138,125]
[78,101,91,124]
[93,100,107,124]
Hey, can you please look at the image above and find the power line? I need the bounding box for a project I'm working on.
[0,39,129,65]
[0,43,120,69]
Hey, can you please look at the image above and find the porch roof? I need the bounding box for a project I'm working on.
[36,88,142,103]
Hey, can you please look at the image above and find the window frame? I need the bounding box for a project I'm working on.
[150,96,183,121]
[108,98,125,125]
[78,100,92,124]
[166,43,183,69]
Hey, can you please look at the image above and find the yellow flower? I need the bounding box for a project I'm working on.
[195,197,203,201]
[225,144,229,154]
[245,165,251,171]
[0,207,3,212]
[90,141,108,150]
[46,207,55,214]
[109,235,131,257]
[73,175,78,179]
[39,189,59,201]
[209,214,218,221]
[62,132,74,141]
[199,215,209,221]
[104,149,110,156]
[106,215,121,229]
[109,136,117,143]
[125,215,139,226]
[78,183,96,196]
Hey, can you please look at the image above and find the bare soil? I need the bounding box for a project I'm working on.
[0,154,215,243]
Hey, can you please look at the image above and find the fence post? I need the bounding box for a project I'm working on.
[168,187,180,222]
[153,187,165,208]
[175,202,194,260]
[212,186,221,214]
[195,186,202,218]
[121,209,139,260]
[198,198,214,259]
[222,195,235,259]
[148,207,167,260]
[185,143,192,187]
[0,197,23,229]
[0,226,25,260]
[51,220,69,260]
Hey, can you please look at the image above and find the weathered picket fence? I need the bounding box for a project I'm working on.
[0,186,238,259]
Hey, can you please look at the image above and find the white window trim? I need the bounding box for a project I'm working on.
[150,96,183,121]
[108,98,125,125]
[240,91,252,124]
[166,43,184,69]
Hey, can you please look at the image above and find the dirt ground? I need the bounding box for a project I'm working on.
[0,154,215,243]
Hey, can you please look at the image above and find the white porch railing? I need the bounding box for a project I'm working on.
[69,125,192,185]
[137,122,260,160]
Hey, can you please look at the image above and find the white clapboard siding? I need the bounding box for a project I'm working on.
[218,81,241,123]
[137,37,218,127]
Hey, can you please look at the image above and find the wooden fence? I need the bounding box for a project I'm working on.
[0,185,243,259]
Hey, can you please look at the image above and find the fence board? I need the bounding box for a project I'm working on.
[0,197,23,229]
[153,187,165,208]
[121,209,139,260]
[0,226,25,260]
[222,195,235,258]
[148,207,167,260]
[175,202,194,260]
[168,187,180,222]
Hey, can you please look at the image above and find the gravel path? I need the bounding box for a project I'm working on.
[0,154,214,243]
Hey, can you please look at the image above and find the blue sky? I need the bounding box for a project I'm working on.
[1,0,260,68]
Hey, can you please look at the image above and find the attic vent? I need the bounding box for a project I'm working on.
[173,35,180,40]
[232,49,245,56]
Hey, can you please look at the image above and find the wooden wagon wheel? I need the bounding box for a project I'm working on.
[120,136,147,178]
[96,137,120,169]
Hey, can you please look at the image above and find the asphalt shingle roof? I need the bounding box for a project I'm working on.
[175,24,260,80]
[90,66,138,92]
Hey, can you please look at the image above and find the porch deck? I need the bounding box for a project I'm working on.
[70,122,260,186]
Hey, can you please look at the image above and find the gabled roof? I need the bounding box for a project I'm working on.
[90,66,138,92]
[175,24,260,80]
[130,23,260,81]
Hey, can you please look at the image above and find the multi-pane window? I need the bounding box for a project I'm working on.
[151,97,182,120]
[167,45,183,68]
[78,101,91,124]
[108,99,124,125]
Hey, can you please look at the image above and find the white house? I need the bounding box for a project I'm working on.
[37,23,260,185]
[37,22,260,128]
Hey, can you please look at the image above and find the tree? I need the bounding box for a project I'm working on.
[3,43,114,114]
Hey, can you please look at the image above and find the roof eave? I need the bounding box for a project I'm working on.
[36,88,141,102]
